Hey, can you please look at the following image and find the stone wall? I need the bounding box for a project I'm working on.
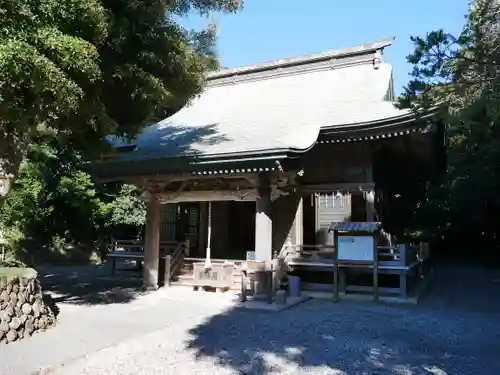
[0,267,56,345]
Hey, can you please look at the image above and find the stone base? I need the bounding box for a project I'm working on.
[301,290,421,305]
[142,284,159,292]
[236,296,310,312]
[275,290,287,305]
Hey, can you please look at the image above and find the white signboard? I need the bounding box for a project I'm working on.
[337,236,374,262]
[246,251,256,261]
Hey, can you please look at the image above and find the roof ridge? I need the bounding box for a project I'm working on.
[208,37,394,81]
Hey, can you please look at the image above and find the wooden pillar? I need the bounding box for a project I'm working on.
[292,197,303,246]
[255,174,272,267]
[365,164,376,222]
[143,194,161,290]
[198,202,208,256]
[365,190,376,222]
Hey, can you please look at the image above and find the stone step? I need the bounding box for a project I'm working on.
[183,259,244,267]
[176,274,242,286]
[177,274,194,281]
[170,279,241,291]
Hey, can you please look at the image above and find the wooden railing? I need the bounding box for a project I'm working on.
[282,241,430,299]
[284,243,429,265]
[107,238,190,283]
[281,244,336,264]
[164,240,189,286]
[109,239,183,256]
[377,243,430,267]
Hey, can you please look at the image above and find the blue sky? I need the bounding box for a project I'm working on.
[183,0,470,95]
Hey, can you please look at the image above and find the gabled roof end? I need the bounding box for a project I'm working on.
[208,37,395,82]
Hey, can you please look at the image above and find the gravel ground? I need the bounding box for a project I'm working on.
[0,263,499,375]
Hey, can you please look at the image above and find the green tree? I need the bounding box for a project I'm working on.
[0,0,242,202]
[0,135,147,262]
[399,0,500,259]
[100,182,147,239]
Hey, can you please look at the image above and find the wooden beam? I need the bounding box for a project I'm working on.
[94,169,301,186]
[94,172,261,185]
[301,182,375,193]
[157,189,259,203]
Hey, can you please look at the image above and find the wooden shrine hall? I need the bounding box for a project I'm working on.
[90,38,442,300]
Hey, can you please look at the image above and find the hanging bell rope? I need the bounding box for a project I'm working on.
[204,201,212,270]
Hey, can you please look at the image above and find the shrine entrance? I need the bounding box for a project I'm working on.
[160,200,256,260]
[176,203,200,255]
[227,201,256,259]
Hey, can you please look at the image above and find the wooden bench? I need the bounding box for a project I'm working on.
[107,240,188,276]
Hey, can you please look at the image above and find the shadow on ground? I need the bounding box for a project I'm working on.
[185,263,500,375]
[38,262,147,305]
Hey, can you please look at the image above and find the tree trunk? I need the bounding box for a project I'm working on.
[0,140,27,209]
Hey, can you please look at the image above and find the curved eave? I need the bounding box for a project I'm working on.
[85,148,309,180]
[164,143,313,164]
[318,106,441,143]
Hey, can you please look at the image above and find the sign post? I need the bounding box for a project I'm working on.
[330,222,380,303]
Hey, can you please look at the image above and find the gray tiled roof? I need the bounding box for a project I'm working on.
[112,39,409,163]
